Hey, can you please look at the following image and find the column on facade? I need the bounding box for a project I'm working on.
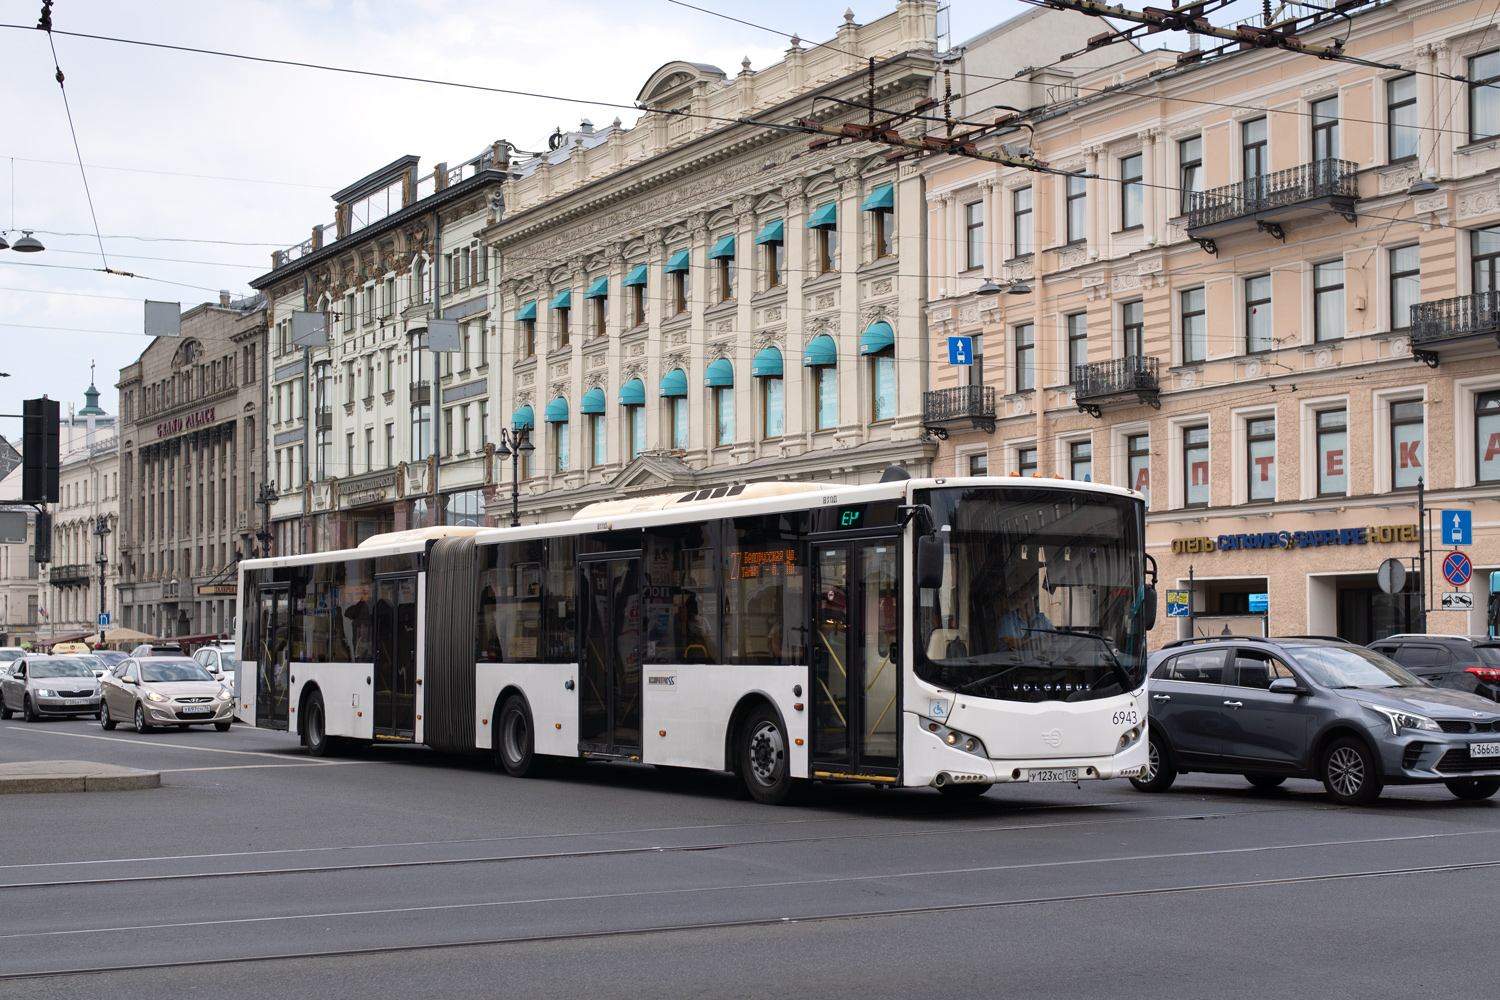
[835,174,864,449]
[784,185,811,451]
[1085,146,1102,253]
[1436,43,1455,182]
[927,193,947,298]
[1141,128,1159,244]
[980,178,997,280]
[734,198,763,457]
[1415,45,1437,180]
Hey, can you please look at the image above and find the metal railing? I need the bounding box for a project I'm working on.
[48,564,90,587]
[271,223,332,270]
[1073,355,1160,400]
[1410,291,1500,346]
[923,385,996,424]
[1186,159,1357,229]
[410,381,431,406]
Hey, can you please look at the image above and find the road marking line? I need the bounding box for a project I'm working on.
[158,762,380,773]
[1,726,302,760]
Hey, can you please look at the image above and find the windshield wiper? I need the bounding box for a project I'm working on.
[1025,627,1134,690]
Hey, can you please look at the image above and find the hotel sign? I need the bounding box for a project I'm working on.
[1172,524,1420,555]
[155,406,216,440]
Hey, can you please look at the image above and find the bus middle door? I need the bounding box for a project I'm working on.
[373,574,418,740]
[578,555,643,758]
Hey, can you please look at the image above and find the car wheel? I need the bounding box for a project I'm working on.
[214,721,231,732]
[494,695,544,778]
[1445,777,1500,801]
[740,704,799,805]
[304,691,333,757]
[135,703,152,733]
[0,698,11,720]
[1130,731,1177,792]
[937,781,991,798]
[1321,736,1383,805]
[100,701,116,731]
[22,695,38,723]
[1246,774,1287,789]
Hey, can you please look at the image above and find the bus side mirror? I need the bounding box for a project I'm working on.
[1142,587,1158,632]
[916,535,944,590]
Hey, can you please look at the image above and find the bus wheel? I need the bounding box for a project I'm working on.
[305,691,334,757]
[740,705,797,805]
[496,695,543,778]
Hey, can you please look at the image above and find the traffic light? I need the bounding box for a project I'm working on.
[21,397,59,504]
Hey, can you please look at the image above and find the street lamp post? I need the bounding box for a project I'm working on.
[254,481,276,557]
[492,427,535,528]
[93,515,110,622]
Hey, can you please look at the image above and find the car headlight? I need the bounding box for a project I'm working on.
[145,690,168,703]
[217,689,232,700]
[33,689,53,698]
[1363,703,1439,735]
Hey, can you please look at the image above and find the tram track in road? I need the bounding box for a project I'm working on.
[4,854,1499,982]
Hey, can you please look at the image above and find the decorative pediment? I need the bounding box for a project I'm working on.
[609,451,700,495]
[636,61,726,108]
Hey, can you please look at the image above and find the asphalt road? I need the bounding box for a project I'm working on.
[0,716,1495,999]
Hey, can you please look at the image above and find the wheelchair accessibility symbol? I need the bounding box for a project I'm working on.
[929,699,950,719]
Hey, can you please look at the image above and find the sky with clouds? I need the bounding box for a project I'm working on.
[0,0,1234,426]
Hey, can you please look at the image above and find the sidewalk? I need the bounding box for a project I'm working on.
[0,760,160,794]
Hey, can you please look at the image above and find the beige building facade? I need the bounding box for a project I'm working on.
[919,0,1500,645]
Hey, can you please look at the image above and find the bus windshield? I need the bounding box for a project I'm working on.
[915,487,1147,703]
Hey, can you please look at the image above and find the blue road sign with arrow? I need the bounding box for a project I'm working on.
[947,336,973,366]
[1442,509,1472,546]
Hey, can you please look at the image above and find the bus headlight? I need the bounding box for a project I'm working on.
[926,719,987,758]
[1117,726,1143,752]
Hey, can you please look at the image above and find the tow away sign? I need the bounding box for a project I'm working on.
[1442,592,1476,611]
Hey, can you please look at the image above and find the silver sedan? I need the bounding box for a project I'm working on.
[0,656,101,722]
[100,657,234,732]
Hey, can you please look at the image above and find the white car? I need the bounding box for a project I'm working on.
[193,645,238,696]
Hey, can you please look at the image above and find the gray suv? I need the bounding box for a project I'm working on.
[1133,636,1500,805]
[1367,634,1500,703]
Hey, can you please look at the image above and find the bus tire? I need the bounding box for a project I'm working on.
[304,690,334,757]
[496,695,543,778]
[739,704,798,805]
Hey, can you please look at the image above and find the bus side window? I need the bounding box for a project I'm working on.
[546,537,577,662]
[723,512,807,666]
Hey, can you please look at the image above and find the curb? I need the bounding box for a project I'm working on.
[0,762,161,795]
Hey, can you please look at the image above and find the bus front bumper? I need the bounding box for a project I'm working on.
[905,712,1150,788]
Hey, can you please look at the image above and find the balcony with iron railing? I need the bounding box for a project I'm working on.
[410,381,431,406]
[48,564,91,588]
[1073,355,1160,417]
[315,406,334,431]
[1408,291,1500,367]
[1184,158,1358,254]
[922,385,996,438]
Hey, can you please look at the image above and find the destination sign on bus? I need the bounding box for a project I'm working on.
[731,549,800,580]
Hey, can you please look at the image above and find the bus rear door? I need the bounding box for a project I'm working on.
[255,584,290,731]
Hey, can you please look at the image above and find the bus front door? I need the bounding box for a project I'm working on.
[811,538,900,779]
[256,585,290,731]
[373,575,418,740]
[579,557,643,757]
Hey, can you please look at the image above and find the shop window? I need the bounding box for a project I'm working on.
[715,387,734,446]
[761,376,784,439]
[1317,409,1348,496]
[628,404,645,460]
[1184,425,1210,507]
[589,413,606,467]
[870,349,896,421]
[670,397,688,450]
[1247,417,1276,502]
[1128,433,1150,507]
[1390,400,1424,489]
[553,421,570,473]
[815,365,838,431]
[1476,391,1500,483]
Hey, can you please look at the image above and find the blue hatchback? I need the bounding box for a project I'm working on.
[1133,636,1500,805]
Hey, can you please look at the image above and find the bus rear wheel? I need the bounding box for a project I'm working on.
[740,705,798,805]
[496,695,544,778]
[304,691,335,757]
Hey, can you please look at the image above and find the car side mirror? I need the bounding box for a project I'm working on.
[1268,677,1306,695]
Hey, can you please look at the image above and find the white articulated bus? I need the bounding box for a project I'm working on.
[236,471,1157,803]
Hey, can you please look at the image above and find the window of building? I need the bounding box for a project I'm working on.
[1017,446,1037,477]
[1181,287,1207,364]
[873,206,894,258]
[1065,174,1087,244]
[553,420,570,473]
[557,304,570,348]
[1314,260,1344,342]
[718,255,735,301]
[968,452,988,476]
[1184,425,1210,507]
[871,349,896,421]
[593,293,608,339]
[411,258,426,306]
[1067,313,1088,377]
[1387,75,1418,163]
[670,397,688,450]
[385,423,394,468]
[363,427,373,472]
[522,317,536,357]
[1014,323,1035,392]
[1391,400,1424,489]
[673,269,690,314]
[383,277,396,318]
[1474,226,1500,293]
[344,360,356,404]
[443,408,454,458]
[1243,117,1268,182]
[1179,135,1203,214]
[1389,245,1420,332]
[814,365,838,431]
[1245,274,1272,353]
[715,386,734,446]
[815,218,838,274]
[411,405,431,462]
[1012,187,1033,257]
[1247,417,1276,501]
[1471,51,1500,142]
[478,400,488,448]
[1477,391,1500,483]
[364,354,375,398]
[589,413,606,467]
[1128,433,1150,506]
[460,404,472,454]
[1121,153,1143,229]
[1070,439,1093,482]
[964,201,984,270]
[363,285,376,325]
[347,431,357,472]
[628,404,645,459]
[1317,409,1347,496]
[1311,96,1339,160]
[314,428,329,481]
[762,375,784,439]
[1123,300,1144,357]
[766,239,785,287]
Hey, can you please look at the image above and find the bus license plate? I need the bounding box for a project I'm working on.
[1030,768,1078,783]
[1470,742,1500,758]
[180,706,212,715]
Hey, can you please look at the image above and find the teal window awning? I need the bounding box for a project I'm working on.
[585,277,609,299]
[579,388,606,414]
[751,346,783,377]
[544,397,569,422]
[802,334,837,367]
[664,250,691,274]
[515,300,537,322]
[861,183,894,211]
[708,235,736,260]
[550,289,572,310]
[511,404,535,429]
[806,201,837,228]
[659,368,688,397]
[754,218,784,245]
[623,264,649,287]
[860,320,895,356]
[618,378,646,406]
[703,358,734,387]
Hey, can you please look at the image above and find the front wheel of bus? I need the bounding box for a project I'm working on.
[740,705,797,805]
[496,695,543,778]
[1130,732,1176,793]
